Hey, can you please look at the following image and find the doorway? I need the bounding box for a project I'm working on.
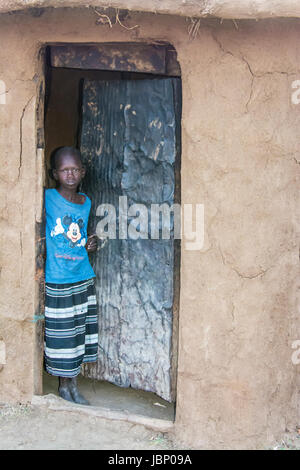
[43,43,181,420]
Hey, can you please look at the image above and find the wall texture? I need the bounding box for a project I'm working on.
[1,0,300,19]
[0,8,299,449]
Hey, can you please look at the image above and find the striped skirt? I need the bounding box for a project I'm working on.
[44,278,98,378]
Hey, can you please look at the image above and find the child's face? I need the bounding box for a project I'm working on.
[53,153,85,190]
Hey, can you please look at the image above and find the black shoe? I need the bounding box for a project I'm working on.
[68,377,90,406]
[58,386,75,403]
[58,377,75,403]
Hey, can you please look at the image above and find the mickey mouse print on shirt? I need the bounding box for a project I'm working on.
[51,215,87,248]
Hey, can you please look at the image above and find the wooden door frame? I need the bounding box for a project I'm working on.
[36,41,181,407]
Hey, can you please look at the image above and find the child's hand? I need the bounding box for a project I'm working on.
[86,234,98,253]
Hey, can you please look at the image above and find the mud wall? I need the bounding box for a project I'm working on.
[2,0,300,19]
[0,8,299,449]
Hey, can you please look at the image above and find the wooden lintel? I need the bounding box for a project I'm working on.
[50,43,169,75]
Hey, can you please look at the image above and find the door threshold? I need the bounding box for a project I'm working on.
[31,393,174,433]
[43,371,175,422]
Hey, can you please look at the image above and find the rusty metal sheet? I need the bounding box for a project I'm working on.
[50,43,167,74]
[80,78,179,402]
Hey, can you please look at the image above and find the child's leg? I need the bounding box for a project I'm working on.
[65,277,97,406]
[68,375,90,406]
[52,278,96,406]
[58,376,90,405]
[58,377,74,403]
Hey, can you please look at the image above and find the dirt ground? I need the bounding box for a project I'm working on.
[0,403,182,451]
[0,403,299,450]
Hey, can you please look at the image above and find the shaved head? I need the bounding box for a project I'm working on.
[51,146,82,170]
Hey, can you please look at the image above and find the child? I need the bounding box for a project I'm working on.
[44,146,98,405]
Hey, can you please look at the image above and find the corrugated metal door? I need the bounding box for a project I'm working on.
[80,78,178,402]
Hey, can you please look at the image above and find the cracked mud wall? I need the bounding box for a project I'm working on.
[0,26,42,402]
[0,8,299,449]
[176,18,300,448]
[2,0,300,19]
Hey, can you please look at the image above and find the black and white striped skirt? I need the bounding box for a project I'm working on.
[44,278,98,377]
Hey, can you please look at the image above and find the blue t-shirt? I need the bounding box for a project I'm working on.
[45,188,96,284]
